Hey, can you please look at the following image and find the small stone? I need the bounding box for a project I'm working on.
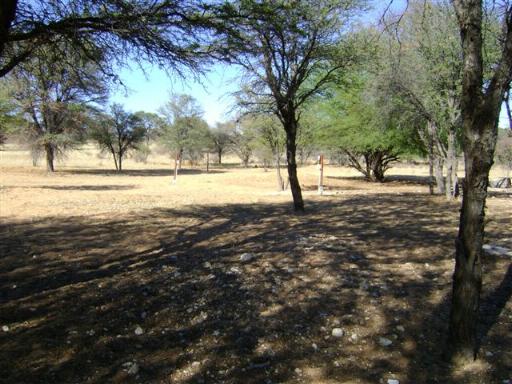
[134,326,144,335]
[240,253,255,262]
[127,363,139,375]
[2,325,9,332]
[294,368,302,375]
[350,333,358,341]
[396,325,405,332]
[387,379,399,384]
[312,343,318,350]
[331,328,344,338]
[485,351,493,357]
[203,261,212,269]
[378,337,393,347]
[192,361,201,367]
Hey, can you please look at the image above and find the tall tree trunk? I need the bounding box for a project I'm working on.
[118,153,122,172]
[445,129,457,199]
[178,148,183,170]
[364,153,373,181]
[428,128,435,195]
[45,143,55,172]
[218,149,222,165]
[434,157,445,194]
[284,118,304,211]
[112,151,119,171]
[448,120,496,360]
[276,151,284,191]
[449,0,511,361]
[173,151,179,183]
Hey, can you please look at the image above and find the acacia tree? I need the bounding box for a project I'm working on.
[222,0,363,211]
[447,0,512,361]
[0,0,228,78]
[9,49,106,171]
[90,104,146,172]
[381,1,465,197]
[159,94,209,180]
[230,117,256,167]
[210,122,234,164]
[311,69,417,181]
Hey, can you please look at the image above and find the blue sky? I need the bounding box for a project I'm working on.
[110,1,406,126]
[110,63,240,126]
[110,1,509,128]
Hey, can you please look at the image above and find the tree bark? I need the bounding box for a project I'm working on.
[118,153,122,172]
[218,149,222,165]
[434,157,445,194]
[276,151,285,191]
[0,0,17,58]
[448,120,495,360]
[448,0,511,361]
[45,143,55,172]
[173,151,179,183]
[112,151,119,171]
[428,126,435,195]
[284,117,304,211]
[445,129,457,199]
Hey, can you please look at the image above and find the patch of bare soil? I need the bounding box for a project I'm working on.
[0,149,511,384]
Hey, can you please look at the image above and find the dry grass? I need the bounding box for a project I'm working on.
[0,144,511,384]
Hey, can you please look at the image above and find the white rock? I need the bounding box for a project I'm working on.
[331,328,344,338]
[2,325,9,332]
[379,337,393,347]
[240,253,255,262]
[350,333,358,341]
[387,379,399,384]
[134,326,144,335]
[294,368,302,375]
[396,325,405,332]
[312,343,318,350]
[127,363,139,375]
[483,244,511,257]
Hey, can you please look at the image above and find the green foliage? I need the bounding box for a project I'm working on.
[0,82,22,144]
[495,129,512,173]
[232,117,258,167]
[7,48,107,169]
[312,71,418,155]
[1,0,225,78]
[158,94,210,162]
[90,104,147,171]
[209,122,235,163]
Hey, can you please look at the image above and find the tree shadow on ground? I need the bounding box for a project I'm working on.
[59,168,225,177]
[31,185,139,191]
[0,194,510,383]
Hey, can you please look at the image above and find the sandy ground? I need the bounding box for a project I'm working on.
[0,144,511,384]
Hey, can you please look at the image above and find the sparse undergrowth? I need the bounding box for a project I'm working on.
[0,158,510,384]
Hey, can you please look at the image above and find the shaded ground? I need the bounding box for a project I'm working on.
[1,194,511,384]
[0,147,511,383]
